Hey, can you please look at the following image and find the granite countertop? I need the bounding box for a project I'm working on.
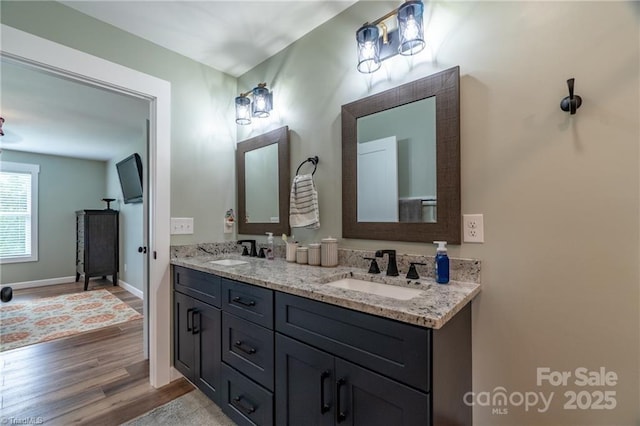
[171,254,480,329]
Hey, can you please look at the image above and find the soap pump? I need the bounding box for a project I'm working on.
[434,241,449,284]
[265,232,275,260]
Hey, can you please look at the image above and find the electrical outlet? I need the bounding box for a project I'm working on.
[463,214,484,243]
[171,217,194,235]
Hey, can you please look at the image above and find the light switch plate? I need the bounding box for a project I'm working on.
[171,217,194,235]
[463,214,484,243]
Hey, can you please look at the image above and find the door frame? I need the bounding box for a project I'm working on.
[1,24,172,387]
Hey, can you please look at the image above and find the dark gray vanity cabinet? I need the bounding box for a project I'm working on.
[275,333,334,426]
[276,333,429,426]
[173,266,222,403]
[275,293,431,426]
[275,292,472,426]
[174,291,196,378]
[219,278,275,426]
[172,266,472,426]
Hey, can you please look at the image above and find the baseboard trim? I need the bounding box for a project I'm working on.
[0,276,76,290]
[170,367,185,382]
[119,280,143,299]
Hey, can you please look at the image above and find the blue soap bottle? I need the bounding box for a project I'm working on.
[434,241,449,284]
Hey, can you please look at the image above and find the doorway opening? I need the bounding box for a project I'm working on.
[1,24,172,387]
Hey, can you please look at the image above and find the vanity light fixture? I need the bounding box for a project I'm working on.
[235,83,273,125]
[355,0,426,74]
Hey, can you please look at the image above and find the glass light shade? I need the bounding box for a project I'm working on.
[398,0,425,56]
[235,96,251,125]
[252,86,272,118]
[356,24,381,73]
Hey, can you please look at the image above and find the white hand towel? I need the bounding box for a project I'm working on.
[289,173,320,229]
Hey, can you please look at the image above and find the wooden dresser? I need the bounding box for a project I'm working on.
[75,209,119,291]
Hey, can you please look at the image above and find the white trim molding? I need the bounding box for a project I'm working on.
[0,161,40,264]
[118,280,144,299]
[1,24,172,388]
[1,276,76,290]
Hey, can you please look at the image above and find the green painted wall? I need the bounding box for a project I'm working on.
[2,1,639,424]
[0,150,106,283]
[106,133,147,292]
[1,0,238,246]
[239,2,639,424]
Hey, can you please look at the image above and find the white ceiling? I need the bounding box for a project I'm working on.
[0,58,149,161]
[61,1,357,78]
[0,1,356,161]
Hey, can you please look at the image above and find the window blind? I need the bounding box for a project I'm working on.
[0,162,39,263]
[0,171,32,258]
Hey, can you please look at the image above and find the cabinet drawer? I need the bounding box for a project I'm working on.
[222,279,273,329]
[174,266,221,307]
[222,312,274,391]
[275,292,431,392]
[221,363,273,426]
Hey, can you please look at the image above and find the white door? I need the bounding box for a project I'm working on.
[357,136,399,222]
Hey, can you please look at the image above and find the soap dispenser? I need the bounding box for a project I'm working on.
[265,232,275,260]
[434,241,449,284]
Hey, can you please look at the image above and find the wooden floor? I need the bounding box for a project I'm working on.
[0,279,194,425]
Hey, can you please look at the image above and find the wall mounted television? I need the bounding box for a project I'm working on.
[116,153,143,204]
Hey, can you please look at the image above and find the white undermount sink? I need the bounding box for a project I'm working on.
[209,259,248,266]
[326,278,423,300]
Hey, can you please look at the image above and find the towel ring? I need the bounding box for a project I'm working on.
[296,156,319,176]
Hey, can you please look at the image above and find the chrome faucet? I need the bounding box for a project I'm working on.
[375,249,398,277]
[237,239,258,257]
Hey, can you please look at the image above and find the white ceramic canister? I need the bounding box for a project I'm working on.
[296,246,309,264]
[308,243,321,266]
[286,242,298,262]
[321,237,338,267]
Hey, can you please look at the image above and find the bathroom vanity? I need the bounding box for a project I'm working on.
[172,254,479,426]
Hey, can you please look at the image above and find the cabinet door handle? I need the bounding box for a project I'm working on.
[232,296,256,307]
[192,310,200,335]
[320,370,331,414]
[234,340,257,355]
[336,378,347,423]
[186,308,194,332]
[232,395,256,415]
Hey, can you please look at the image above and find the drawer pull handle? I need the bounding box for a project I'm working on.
[192,310,200,335]
[320,370,331,414]
[234,340,257,355]
[232,395,256,415]
[186,308,194,332]
[232,296,256,307]
[337,378,347,423]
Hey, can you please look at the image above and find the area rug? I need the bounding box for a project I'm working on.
[122,389,236,426]
[0,289,143,352]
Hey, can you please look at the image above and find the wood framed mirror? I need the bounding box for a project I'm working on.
[342,67,461,243]
[237,126,290,235]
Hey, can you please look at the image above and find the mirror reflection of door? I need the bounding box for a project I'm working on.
[356,96,437,223]
[357,136,399,222]
[244,143,279,223]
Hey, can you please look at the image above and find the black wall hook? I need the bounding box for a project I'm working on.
[560,78,582,115]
